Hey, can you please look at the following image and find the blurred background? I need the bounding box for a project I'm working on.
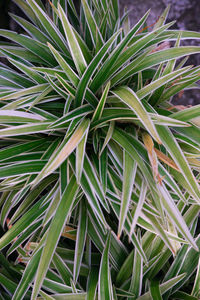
[1,0,200,105]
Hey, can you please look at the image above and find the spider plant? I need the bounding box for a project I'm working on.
[0,0,200,299]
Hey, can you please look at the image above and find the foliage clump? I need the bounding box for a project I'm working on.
[0,0,200,299]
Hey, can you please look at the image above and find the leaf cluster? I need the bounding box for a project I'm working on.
[0,0,200,299]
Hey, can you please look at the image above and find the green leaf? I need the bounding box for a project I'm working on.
[110,22,175,77]
[32,118,90,186]
[112,87,161,144]
[72,27,93,63]
[171,104,200,122]
[137,274,186,300]
[0,30,55,66]
[150,280,163,300]
[86,267,98,300]
[39,291,54,300]
[56,73,98,107]
[0,197,48,250]
[191,257,200,297]
[46,74,69,100]
[47,42,79,86]
[76,121,90,183]
[49,105,93,129]
[129,240,143,298]
[130,181,147,237]
[112,128,155,191]
[31,174,79,299]
[92,81,111,122]
[73,201,88,282]
[99,147,107,193]
[174,125,200,147]
[58,3,87,75]
[52,252,73,286]
[108,191,147,264]
[13,0,40,25]
[7,219,42,257]
[0,139,44,161]
[156,126,200,202]
[12,248,42,300]
[164,234,200,294]
[171,291,198,300]
[111,0,119,20]
[98,232,114,300]
[9,57,46,84]
[118,150,137,238]
[144,210,175,254]
[165,29,200,40]
[0,191,18,227]
[99,121,115,156]
[0,110,45,123]
[153,5,170,29]
[0,161,46,178]
[160,75,200,103]
[0,45,50,64]
[0,274,18,295]
[70,154,107,227]
[90,10,150,92]
[0,65,34,88]
[50,294,87,300]
[136,66,191,100]
[42,187,60,227]
[81,0,104,50]
[0,123,51,137]
[83,154,109,212]
[157,183,198,251]
[112,47,200,85]
[9,13,53,45]
[26,0,68,53]
[56,73,76,97]
[74,30,120,107]
[0,83,48,100]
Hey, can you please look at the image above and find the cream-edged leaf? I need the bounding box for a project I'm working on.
[58,3,87,75]
[112,87,162,144]
[32,118,90,186]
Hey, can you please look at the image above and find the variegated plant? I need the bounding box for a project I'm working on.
[0,0,200,299]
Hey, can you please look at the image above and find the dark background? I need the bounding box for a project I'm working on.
[1,0,200,105]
